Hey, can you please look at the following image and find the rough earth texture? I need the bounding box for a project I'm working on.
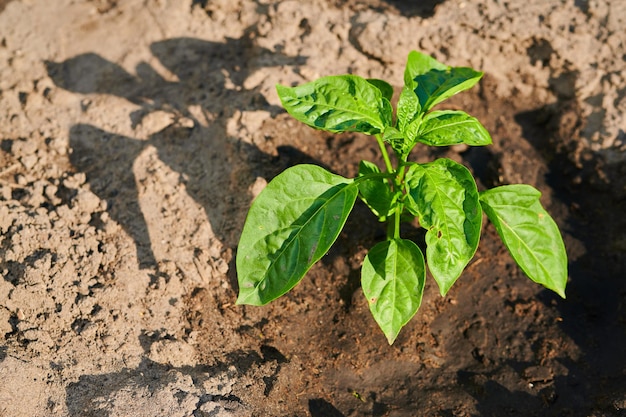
[1,0,625,416]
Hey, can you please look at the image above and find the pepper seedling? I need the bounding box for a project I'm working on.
[236,51,568,344]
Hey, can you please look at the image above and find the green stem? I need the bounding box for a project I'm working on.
[397,163,407,184]
[375,134,394,174]
[394,203,402,239]
[375,133,399,241]
[387,215,395,240]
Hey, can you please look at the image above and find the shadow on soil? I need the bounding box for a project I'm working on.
[512,105,626,415]
[65,348,287,417]
[381,0,446,18]
[46,30,306,268]
[309,398,346,417]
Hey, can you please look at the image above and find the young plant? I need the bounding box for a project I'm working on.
[236,51,568,344]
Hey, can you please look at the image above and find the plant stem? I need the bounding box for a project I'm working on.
[394,203,402,239]
[375,133,400,241]
[387,215,395,240]
[375,134,394,174]
[397,163,407,184]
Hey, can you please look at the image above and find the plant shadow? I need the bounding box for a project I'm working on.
[514,104,626,413]
[65,349,288,417]
[46,32,307,268]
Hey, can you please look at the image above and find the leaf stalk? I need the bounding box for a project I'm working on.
[375,133,394,175]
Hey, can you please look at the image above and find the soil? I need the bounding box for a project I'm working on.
[1,0,625,416]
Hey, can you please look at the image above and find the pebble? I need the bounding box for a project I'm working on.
[75,189,101,213]
[19,154,38,170]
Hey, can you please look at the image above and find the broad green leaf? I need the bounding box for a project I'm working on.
[418,110,492,147]
[236,165,358,305]
[479,185,567,298]
[367,78,394,102]
[398,51,434,141]
[397,85,421,133]
[404,159,482,295]
[403,118,423,153]
[404,51,447,87]
[414,67,483,111]
[361,239,426,344]
[357,160,396,220]
[276,75,393,135]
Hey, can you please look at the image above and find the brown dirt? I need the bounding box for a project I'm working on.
[1,0,625,416]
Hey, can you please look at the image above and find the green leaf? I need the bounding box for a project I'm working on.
[403,51,482,111]
[418,110,492,147]
[276,75,393,135]
[383,126,409,157]
[397,85,421,133]
[479,185,568,298]
[404,51,447,87]
[361,239,426,344]
[367,78,394,102]
[404,159,482,295]
[398,51,436,141]
[236,165,358,305]
[390,86,422,159]
[403,118,423,152]
[414,67,483,111]
[396,87,423,159]
[357,161,396,220]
